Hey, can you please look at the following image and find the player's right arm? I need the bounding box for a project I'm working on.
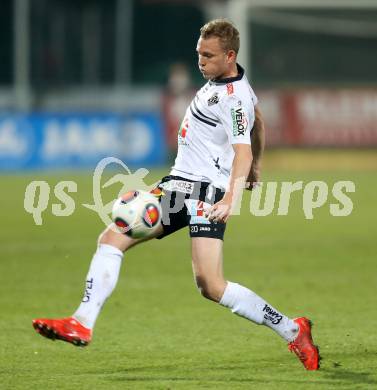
[246,104,265,190]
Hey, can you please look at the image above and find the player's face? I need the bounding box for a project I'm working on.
[196,37,236,80]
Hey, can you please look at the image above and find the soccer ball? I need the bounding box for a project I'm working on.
[111,190,162,238]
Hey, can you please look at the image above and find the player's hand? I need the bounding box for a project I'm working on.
[205,193,232,223]
[246,162,261,191]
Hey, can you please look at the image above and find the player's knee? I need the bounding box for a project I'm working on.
[195,276,225,302]
[98,228,112,245]
[98,226,134,252]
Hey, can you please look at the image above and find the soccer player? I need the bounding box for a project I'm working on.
[33,19,320,370]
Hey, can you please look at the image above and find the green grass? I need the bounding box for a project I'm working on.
[1,151,376,389]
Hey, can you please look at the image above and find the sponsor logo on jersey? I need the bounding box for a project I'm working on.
[178,117,189,145]
[179,117,188,138]
[226,83,234,95]
[207,92,219,106]
[161,179,194,194]
[231,107,248,136]
[262,304,283,325]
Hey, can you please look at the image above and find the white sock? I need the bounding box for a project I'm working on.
[73,244,123,329]
[219,281,298,342]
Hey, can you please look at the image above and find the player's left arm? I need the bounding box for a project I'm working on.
[246,104,265,190]
[206,143,252,223]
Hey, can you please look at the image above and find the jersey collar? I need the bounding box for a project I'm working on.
[210,63,244,85]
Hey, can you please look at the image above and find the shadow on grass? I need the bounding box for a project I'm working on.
[319,349,377,386]
[321,368,377,386]
[103,363,377,387]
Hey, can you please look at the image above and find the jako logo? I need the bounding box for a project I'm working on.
[0,119,34,162]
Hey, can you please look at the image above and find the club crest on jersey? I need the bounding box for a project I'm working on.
[226,83,234,95]
[231,107,248,136]
[207,92,219,106]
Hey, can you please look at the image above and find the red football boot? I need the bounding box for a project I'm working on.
[32,317,92,347]
[288,317,320,370]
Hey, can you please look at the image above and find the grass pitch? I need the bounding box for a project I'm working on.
[1,150,376,389]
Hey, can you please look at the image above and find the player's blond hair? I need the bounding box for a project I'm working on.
[200,19,240,54]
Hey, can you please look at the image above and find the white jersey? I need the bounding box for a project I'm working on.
[170,64,258,190]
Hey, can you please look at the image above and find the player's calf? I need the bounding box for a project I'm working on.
[195,275,227,302]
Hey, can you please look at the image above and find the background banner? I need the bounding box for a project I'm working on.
[0,112,166,170]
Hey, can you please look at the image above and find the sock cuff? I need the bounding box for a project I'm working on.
[97,243,124,258]
[219,281,239,308]
[219,281,265,324]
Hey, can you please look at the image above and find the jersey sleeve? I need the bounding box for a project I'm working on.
[250,86,258,106]
[219,94,255,145]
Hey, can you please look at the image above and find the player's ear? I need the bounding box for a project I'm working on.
[226,50,236,64]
